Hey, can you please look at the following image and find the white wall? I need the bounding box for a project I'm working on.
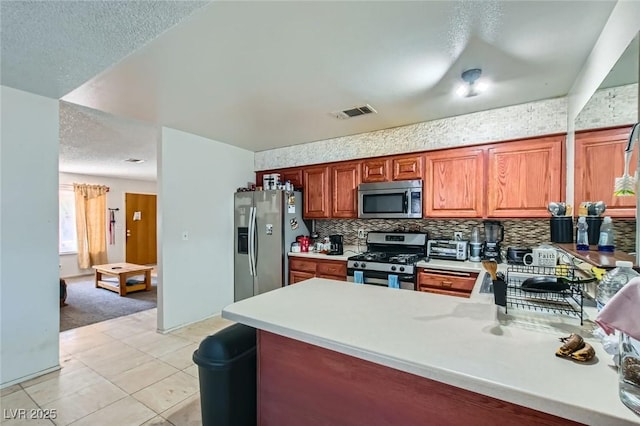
[58,173,156,278]
[158,127,254,332]
[1,86,60,386]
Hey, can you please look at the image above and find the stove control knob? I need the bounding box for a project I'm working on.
[391,266,396,271]
[399,266,405,272]
[353,262,359,268]
[361,263,366,268]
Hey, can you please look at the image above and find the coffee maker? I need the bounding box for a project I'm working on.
[483,220,504,263]
[328,234,344,255]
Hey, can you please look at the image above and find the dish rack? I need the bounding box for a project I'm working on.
[495,264,596,325]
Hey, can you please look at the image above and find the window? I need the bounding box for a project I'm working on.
[59,189,77,254]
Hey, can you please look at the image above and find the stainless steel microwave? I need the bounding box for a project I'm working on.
[358,180,423,219]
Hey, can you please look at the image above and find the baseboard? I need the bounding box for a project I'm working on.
[60,273,93,280]
[1,365,61,389]
[157,311,223,334]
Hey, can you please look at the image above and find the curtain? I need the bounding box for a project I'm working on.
[74,184,109,269]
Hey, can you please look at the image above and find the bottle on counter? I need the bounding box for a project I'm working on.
[576,216,589,251]
[596,261,639,311]
[597,216,615,252]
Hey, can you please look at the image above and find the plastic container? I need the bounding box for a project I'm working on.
[596,261,639,311]
[598,216,615,252]
[620,332,640,415]
[192,324,257,426]
[576,216,589,251]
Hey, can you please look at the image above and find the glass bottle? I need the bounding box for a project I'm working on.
[620,332,640,415]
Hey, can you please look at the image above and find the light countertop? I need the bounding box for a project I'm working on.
[287,245,363,262]
[223,278,639,425]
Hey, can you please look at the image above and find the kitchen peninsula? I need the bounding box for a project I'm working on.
[222,278,639,425]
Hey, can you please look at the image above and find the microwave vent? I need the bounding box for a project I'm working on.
[331,104,377,120]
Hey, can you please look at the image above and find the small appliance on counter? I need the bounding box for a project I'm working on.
[483,220,504,263]
[506,247,532,265]
[328,234,344,255]
[427,239,469,261]
[469,226,483,262]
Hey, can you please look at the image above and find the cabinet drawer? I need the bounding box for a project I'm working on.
[289,258,317,273]
[316,261,347,277]
[417,270,477,292]
[290,270,315,284]
[418,285,472,298]
[317,274,347,281]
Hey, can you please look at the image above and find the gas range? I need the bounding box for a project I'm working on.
[347,252,423,274]
[346,231,428,289]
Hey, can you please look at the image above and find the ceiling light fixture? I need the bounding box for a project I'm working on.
[455,68,488,98]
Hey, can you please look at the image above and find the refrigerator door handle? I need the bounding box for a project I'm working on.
[248,206,256,276]
[250,206,258,276]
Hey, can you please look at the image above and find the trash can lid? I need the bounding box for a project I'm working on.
[193,323,256,366]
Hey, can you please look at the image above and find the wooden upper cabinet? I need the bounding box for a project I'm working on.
[575,126,636,218]
[392,154,423,181]
[256,168,303,190]
[486,136,564,218]
[331,162,361,218]
[303,166,331,219]
[280,168,304,190]
[424,147,485,217]
[361,158,390,183]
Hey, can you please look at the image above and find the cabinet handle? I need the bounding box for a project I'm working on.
[441,280,453,288]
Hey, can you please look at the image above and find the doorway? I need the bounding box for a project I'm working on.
[125,193,157,265]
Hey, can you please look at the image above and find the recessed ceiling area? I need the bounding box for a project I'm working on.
[1,1,621,180]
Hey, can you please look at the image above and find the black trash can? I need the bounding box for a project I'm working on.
[192,323,256,426]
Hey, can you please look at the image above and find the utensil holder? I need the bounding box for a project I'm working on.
[493,279,507,307]
[550,216,573,243]
[585,216,602,246]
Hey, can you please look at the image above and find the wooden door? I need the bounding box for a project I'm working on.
[361,158,390,183]
[125,193,157,265]
[303,166,330,218]
[424,147,484,217]
[392,154,423,181]
[486,136,564,217]
[575,126,636,218]
[331,161,361,218]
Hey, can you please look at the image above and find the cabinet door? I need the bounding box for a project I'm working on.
[487,136,564,217]
[280,168,304,190]
[289,257,317,273]
[290,270,315,284]
[316,260,347,278]
[575,126,636,218]
[361,158,390,183]
[331,162,361,218]
[424,147,484,217]
[392,154,423,181]
[303,166,331,219]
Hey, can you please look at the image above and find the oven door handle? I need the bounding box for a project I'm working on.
[403,191,409,214]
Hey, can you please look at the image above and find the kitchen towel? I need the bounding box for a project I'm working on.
[388,274,399,289]
[354,271,364,284]
[596,277,640,341]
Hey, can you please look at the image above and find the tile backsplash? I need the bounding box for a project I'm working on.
[314,218,636,254]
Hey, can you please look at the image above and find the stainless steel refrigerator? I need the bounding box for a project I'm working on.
[234,190,309,302]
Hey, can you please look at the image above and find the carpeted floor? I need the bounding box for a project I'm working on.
[60,274,157,332]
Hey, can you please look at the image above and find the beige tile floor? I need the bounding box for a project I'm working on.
[1,309,234,425]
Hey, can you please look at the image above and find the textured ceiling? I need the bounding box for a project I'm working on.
[1,1,628,181]
[1,0,208,98]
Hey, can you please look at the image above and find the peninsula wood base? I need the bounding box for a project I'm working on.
[257,330,582,426]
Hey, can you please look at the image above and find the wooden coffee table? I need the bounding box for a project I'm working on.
[92,263,154,296]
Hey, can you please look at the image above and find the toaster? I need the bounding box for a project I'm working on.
[427,239,469,261]
[506,247,532,265]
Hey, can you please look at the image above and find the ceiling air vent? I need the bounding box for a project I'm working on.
[331,104,377,120]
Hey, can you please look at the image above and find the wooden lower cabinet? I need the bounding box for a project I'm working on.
[417,268,478,298]
[289,257,347,284]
